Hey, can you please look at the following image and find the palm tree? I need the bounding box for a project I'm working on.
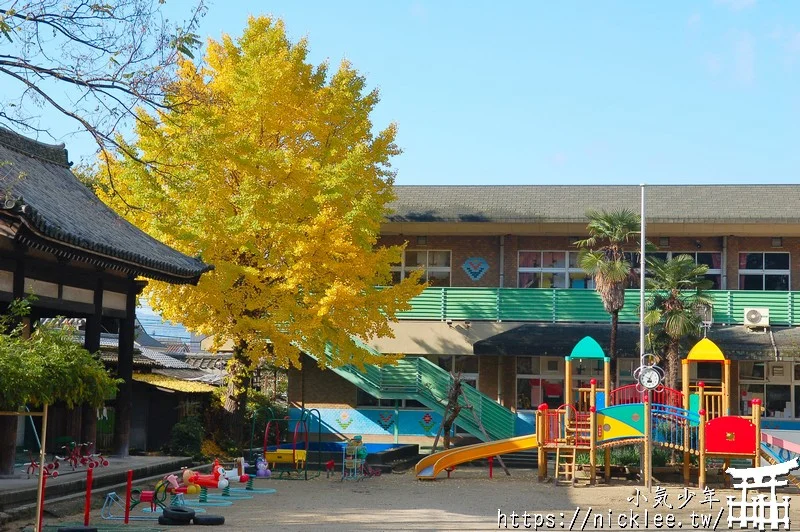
[575,209,641,387]
[644,254,713,389]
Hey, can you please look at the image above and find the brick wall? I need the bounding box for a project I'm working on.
[287,355,357,408]
[380,233,800,290]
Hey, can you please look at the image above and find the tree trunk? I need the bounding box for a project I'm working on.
[609,310,619,390]
[441,375,462,450]
[0,415,18,477]
[665,340,680,390]
[223,340,250,448]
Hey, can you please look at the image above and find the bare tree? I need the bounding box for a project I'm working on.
[0,1,205,169]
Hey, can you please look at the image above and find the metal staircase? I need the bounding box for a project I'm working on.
[319,343,516,441]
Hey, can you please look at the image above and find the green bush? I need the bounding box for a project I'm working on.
[169,416,204,457]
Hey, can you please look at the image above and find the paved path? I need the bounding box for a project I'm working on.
[14,467,800,531]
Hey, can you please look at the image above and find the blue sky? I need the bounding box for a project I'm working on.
[52,0,800,185]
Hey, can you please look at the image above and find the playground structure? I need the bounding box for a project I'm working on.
[417,336,799,488]
[262,408,322,479]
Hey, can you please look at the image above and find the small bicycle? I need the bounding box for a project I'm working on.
[22,448,59,479]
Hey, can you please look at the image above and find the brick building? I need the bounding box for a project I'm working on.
[289,185,800,446]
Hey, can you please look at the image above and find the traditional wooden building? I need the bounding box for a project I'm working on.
[0,128,211,456]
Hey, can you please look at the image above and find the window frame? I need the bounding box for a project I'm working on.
[390,249,452,286]
[517,250,594,289]
[738,251,790,291]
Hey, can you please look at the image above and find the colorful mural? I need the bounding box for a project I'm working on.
[289,408,446,437]
[461,257,489,281]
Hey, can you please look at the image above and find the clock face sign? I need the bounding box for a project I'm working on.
[639,367,661,390]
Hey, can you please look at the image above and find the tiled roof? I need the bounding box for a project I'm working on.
[138,346,192,369]
[473,323,800,360]
[387,185,800,224]
[132,373,216,393]
[0,128,212,283]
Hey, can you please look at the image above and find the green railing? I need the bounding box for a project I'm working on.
[320,344,516,441]
[397,288,800,325]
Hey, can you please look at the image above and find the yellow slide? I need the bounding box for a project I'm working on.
[415,434,538,480]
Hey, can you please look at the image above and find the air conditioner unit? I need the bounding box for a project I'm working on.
[744,307,770,329]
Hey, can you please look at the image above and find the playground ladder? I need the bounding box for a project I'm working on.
[554,446,577,485]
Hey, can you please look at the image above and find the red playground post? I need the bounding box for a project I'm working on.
[488,457,494,479]
[124,469,133,524]
[84,467,93,526]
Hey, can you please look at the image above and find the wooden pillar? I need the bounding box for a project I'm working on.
[589,379,597,485]
[752,398,762,467]
[113,280,146,457]
[82,275,103,447]
[723,360,731,415]
[698,383,706,489]
[643,394,651,490]
[682,360,691,486]
[564,357,572,406]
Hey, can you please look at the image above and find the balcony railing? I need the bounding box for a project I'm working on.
[397,288,800,325]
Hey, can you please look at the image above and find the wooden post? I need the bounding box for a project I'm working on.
[723,360,731,415]
[603,358,611,483]
[564,357,572,407]
[698,407,707,489]
[752,398,762,467]
[537,405,547,482]
[589,379,597,485]
[34,404,49,532]
[643,394,651,490]
[698,382,706,489]
[682,360,690,487]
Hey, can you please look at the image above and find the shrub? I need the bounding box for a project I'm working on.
[169,416,204,457]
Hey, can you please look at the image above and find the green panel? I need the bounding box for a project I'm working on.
[397,288,444,320]
[617,290,642,323]
[729,291,791,325]
[554,290,609,322]
[568,336,606,360]
[498,289,554,321]
[396,287,800,325]
[708,291,733,324]
[688,394,700,427]
[444,288,498,321]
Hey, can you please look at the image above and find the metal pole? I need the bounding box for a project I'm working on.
[640,184,646,370]
[640,184,652,491]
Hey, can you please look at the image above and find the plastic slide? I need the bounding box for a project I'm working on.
[759,436,800,490]
[414,434,537,480]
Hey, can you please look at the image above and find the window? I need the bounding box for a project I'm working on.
[516,356,564,410]
[739,252,790,291]
[390,250,451,286]
[696,363,722,381]
[633,251,723,289]
[518,251,593,289]
[740,361,800,418]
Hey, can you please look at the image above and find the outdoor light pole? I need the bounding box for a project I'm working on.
[640,184,653,491]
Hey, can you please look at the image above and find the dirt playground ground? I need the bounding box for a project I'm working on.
[6,466,800,531]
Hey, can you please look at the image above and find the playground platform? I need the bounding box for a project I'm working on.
[0,455,192,525]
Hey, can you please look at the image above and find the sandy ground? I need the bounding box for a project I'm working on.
[7,467,800,531]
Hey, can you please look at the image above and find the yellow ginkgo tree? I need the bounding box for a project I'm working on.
[97,17,423,417]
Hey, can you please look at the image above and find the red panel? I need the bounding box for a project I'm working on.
[705,416,756,455]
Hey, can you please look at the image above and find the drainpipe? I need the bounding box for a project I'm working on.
[499,235,505,288]
[721,236,728,290]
